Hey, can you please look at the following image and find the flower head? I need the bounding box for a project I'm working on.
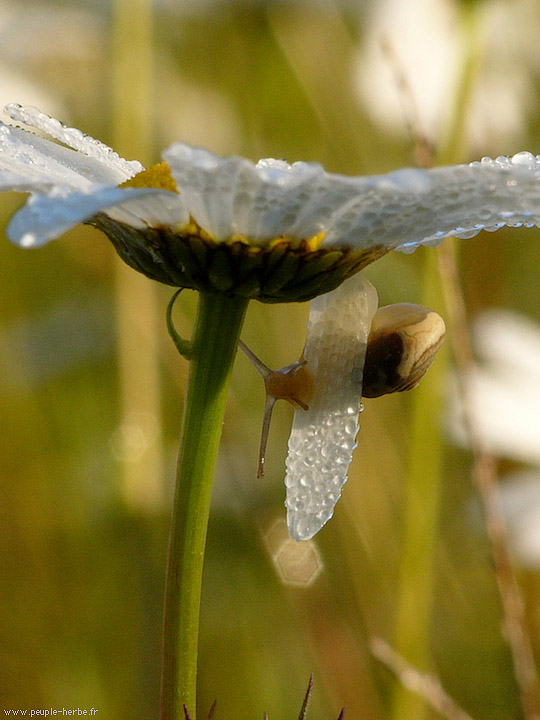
[3,104,540,302]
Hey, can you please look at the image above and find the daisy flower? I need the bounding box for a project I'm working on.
[3,103,540,541]
[4,103,540,301]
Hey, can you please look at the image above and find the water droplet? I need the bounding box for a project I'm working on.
[512,151,537,167]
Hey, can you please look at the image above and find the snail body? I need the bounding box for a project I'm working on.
[241,274,446,541]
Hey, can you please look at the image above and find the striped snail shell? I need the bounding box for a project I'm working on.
[362,303,446,398]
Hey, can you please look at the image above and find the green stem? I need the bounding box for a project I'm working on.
[160,292,249,720]
[390,249,447,720]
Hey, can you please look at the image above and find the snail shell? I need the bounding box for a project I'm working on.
[362,303,446,398]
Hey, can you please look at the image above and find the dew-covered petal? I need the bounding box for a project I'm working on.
[163,144,325,239]
[105,188,188,230]
[245,159,335,240]
[164,142,358,241]
[285,273,379,541]
[7,186,168,248]
[4,104,142,182]
[282,169,359,239]
[0,121,133,193]
[322,155,540,252]
[165,144,540,252]
[163,144,255,237]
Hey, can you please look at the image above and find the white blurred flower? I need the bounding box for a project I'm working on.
[448,309,540,465]
[0,1,102,115]
[449,310,540,566]
[357,0,457,140]
[496,471,540,568]
[357,0,540,149]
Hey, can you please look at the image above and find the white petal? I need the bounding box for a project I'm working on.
[164,142,357,241]
[4,104,142,181]
[285,273,379,541]
[105,189,188,230]
[226,159,331,240]
[165,144,540,251]
[7,187,168,248]
[164,143,259,237]
[0,121,129,191]
[324,156,540,251]
[246,160,333,239]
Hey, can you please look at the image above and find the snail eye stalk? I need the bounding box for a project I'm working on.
[238,340,314,479]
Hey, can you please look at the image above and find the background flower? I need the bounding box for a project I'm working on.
[448,309,540,466]
[448,309,540,572]
[357,0,540,153]
[495,471,540,568]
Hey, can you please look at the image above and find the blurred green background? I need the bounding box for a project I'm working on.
[2,0,540,717]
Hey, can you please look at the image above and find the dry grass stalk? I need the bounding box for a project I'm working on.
[370,637,476,720]
[437,241,540,720]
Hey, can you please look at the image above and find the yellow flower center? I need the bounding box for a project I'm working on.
[120,161,179,193]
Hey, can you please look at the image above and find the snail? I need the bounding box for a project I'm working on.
[240,274,446,541]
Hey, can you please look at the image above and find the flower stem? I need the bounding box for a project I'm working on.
[160,292,249,720]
